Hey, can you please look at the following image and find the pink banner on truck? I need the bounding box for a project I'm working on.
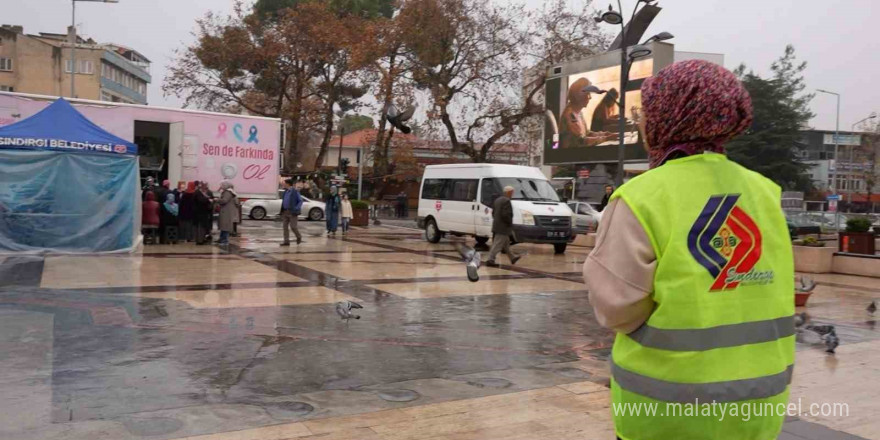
[0,93,281,197]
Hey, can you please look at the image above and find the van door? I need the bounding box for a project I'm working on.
[167,121,185,185]
[475,178,500,237]
[446,179,478,235]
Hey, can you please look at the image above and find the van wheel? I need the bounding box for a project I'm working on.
[425,219,441,243]
[554,243,567,254]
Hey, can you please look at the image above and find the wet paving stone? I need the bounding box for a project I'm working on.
[376,389,421,402]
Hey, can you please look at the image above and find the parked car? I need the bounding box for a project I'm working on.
[242,195,325,221]
[568,201,602,233]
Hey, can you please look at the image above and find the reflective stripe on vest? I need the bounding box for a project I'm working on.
[627,315,795,352]
[612,360,794,404]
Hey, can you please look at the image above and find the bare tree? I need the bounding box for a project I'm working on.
[398,0,606,162]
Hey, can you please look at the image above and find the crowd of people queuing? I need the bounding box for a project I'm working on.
[141,177,240,246]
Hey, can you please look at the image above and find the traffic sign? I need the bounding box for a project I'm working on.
[826,194,841,201]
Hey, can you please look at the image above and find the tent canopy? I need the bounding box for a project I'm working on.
[0,98,139,253]
[0,98,137,155]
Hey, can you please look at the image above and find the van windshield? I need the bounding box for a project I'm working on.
[496,178,560,202]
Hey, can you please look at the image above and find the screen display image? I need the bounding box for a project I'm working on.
[543,43,673,164]
[561,59,652,148]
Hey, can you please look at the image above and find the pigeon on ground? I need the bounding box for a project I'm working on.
[335,300,363,321]
[454,242,482,283]
[805,324,835,336]
[797,277,817,293]
[794,312,809,328]
[385,104,416,134]
[824,330,840,354]
[868,301,877,314]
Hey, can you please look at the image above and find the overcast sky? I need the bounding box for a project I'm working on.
[5,0,878,131]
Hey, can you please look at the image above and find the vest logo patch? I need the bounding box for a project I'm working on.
[688,194,773,291]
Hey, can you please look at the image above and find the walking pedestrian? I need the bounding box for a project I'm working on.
[217,180,238,246]
[325,185,341,236]
[279,178,303,246]
[583,60,793,440]
[485,186,520,267]
[179,182,196,242]
[340,194,353,235]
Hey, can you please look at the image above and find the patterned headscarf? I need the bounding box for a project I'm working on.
[641,60,753,168]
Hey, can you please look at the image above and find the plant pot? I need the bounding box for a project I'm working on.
[351,208,370,227]
[839,232,876,254]
[795,291,812,307]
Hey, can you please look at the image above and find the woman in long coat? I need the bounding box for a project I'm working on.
[217,181,239,246]
[325,185,341,236]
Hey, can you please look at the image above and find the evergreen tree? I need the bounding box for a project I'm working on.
[726,45,815,191]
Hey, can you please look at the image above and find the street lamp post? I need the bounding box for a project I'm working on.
[70,0,119,99]
[596,1,672,186]
[849,113,878,204]
[816,89,841,196]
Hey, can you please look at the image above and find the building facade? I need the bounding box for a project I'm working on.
[800,129,880,210]
[0,25,150,104]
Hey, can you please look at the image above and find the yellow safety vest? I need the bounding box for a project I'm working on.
[610,153,795,440]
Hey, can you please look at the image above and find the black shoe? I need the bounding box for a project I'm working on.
[296,238,302,244]
[485,261,499,268]
[280,242,290,247]
[510,255,521,265]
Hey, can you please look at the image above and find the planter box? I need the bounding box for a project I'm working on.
[832,253,880,278]
[793,245,834,274]
[839,232,876,255]
[351,208,370,227]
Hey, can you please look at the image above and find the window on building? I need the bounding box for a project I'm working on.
[101,91,113,102]
[102,63,110,79]
[0,58,13,71]
[79,60,94,74]
[0,85,13,92]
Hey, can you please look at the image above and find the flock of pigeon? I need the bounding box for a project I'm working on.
[328,258,877,358]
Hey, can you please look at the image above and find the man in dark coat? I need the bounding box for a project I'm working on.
[485,186,520,267]
[599,184,614,212]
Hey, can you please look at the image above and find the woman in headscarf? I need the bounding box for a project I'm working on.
[159,193,179,243]
[217,180,239,246]
[179,182,196,242]
[583,60,793,440]
[325,185,341,236]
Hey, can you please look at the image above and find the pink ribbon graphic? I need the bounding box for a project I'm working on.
[217,123,227,139]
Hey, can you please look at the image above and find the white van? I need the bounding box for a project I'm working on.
[416,164,575,254]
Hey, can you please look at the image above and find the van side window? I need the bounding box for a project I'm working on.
[480,179,500,206]
[450,179,478,202]
[422,179,448,200]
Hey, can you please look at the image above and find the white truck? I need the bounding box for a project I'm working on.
[0,91,283,199]
[417,164,576,254]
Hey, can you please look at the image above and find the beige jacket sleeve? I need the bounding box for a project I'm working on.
[583,198,657,334]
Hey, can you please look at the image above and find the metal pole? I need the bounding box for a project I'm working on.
[70,0,76,98]
[833,94,840,227]
[337,125,344,176]
[832,94,840,196]
[614,5,628,187]
[357,146,363,200]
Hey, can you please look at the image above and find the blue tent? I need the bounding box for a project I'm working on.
[0,98,140,253]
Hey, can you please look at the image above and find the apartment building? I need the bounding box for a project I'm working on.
[0,24,150,104]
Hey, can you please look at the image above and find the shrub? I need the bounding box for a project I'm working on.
[845,217,872,233]
[350,199,369,210]
[802,236,824,247]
